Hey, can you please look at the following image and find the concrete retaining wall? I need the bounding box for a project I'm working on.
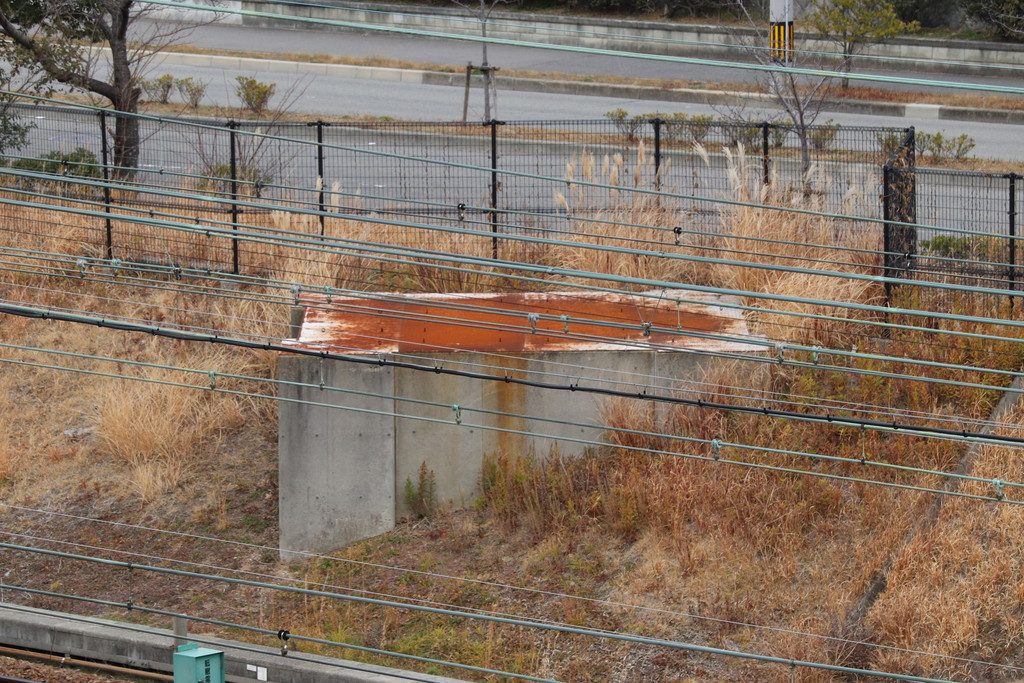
[0,604,462,682]
[278,348,713,554]
[240,0,1024,76]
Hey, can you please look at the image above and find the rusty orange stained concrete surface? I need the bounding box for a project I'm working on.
[285,290,764,355]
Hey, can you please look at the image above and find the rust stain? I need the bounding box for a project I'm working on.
[493,356,528,457]
[288,291,762,355]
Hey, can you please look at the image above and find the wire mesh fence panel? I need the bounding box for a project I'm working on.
[785,125,893,222]
[320,121,492,220]
[914,169,1013,290]
[657,120,754,233]
[497,120,639,233]
[1016,176,1023,295]
[9,105,104,169]
[0,103,940,296]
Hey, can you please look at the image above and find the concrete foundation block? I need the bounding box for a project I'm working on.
[278,355,396,558]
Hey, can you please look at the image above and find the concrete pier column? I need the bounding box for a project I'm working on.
[277,356,396,558]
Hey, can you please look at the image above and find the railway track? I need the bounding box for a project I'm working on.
[0,644,171,682]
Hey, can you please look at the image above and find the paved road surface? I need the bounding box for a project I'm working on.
[139,19,1024,96]
[130,58,1024,162]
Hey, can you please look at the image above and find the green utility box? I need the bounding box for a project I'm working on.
[173,643,225,683]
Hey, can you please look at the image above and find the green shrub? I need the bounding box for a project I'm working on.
[142,74,175,104]
[922,235,1005,262]
[877,131,905,160]
[198,162,273,196]
[11,147,102,178]
[809,120,839,152]
[234,76,276,115]
[918,132,976,163]
[404,462,437,519]
[604,107,647,141]
[176,77,208,109]
[727,122,761,150]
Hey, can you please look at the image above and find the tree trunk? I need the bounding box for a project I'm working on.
[108,29,141,177]
[796,113,811,181]
[842,49,853,90]
[481,21,491,122]
[111,91,140,178]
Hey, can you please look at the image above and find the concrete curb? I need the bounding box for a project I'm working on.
[152,49,1024,125]
[0,603,464,683]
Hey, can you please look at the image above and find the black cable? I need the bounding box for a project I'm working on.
[2,300,1021,447]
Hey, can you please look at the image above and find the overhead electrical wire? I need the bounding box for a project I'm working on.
[7,259,1022,404]
[1,196,1015,366]
[5,267,1018,437]
[4,209,1017,365]
[2,339,1017,496]
[2,303,1023,457]
[7,166,1010,307]
[0,599,545,683]
[0,530,659,646]
[4,181,1024,348]
[6,502,1020,676]
[8,255,1017,435]
[0,542,959,683]
[137,0,1024,96]
[6,152,1020,284]
[244,0,1024,77]
[5,349,1012,503]
[2,290,1017,445]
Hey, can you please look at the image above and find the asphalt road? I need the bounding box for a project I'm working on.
[143,19,1024,96]
[131,58,1024,162]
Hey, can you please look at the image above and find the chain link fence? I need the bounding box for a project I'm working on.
[0,102,907,281]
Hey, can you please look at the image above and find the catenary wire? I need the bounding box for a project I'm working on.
[4,299,1024,451]
[0,338,1019,502]
[0,543,959,683]
[4,251,1019,431]
[137,0,1024,96]
[8,268,1024,408]
[3,506,1017,675]
[5,186,1024,348]
[2,339,1016,490]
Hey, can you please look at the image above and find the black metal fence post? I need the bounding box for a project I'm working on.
[882,164,892,306]
[1010,173,1017,309]
[228,120,239,275]
[652,118,662,187]
[316,120,326,236]
[881,127,918,308]
[761,122,771,185]
[489,119,504,260]
[98,110,113,260]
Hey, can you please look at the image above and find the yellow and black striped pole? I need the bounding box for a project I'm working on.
[769,21,794,63]
[769,0,794,64]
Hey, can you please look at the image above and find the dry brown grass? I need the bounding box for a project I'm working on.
[551,143,884,346]
[3,154,1024,680]
[0,423,13,484]
[861,407,1024,679]
[92,365,244,500]
[472,266,1018,677]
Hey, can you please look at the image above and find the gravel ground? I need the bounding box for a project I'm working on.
[0,655,127,682]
